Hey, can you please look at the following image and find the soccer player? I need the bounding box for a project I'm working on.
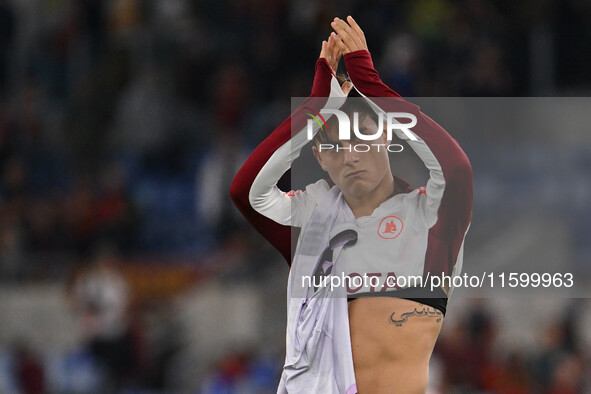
[230,16,472,394]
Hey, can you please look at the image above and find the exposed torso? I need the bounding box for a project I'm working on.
[348,296,444,394]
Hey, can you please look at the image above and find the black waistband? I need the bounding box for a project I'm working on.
[347,286,448,316]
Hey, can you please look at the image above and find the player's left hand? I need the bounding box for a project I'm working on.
[319,32,342,75]
[331,16,368,55]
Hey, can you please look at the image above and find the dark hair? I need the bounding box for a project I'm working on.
[312,74,379,146]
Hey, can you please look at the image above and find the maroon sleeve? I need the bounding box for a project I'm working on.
[344,49,473,274]
[229,58,334,264]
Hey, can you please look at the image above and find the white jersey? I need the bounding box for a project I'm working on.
[245,72,472,297]
[230,49,473,393]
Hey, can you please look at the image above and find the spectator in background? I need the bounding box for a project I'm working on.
[95,164,140,254]
[65,169,139,257]
[380,33,419,97]
[0,0,15,98]
[70,247,137,390]
[109,63,173,168]
[11,342,45,394]
[196,63,250,242]
[196,130,248,242]
[0,199,25,281]
[435,300,497,392]
[547,353,586,394]
[530,304,588,393]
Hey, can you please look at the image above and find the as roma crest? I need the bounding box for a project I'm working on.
[377,216,403,239]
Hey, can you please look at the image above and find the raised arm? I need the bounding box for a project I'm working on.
[230,35,346,264]
[333,16,473,274]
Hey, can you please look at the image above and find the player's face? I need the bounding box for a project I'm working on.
[313,114,392,200]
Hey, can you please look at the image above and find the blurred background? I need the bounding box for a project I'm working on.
[0,0,590,392]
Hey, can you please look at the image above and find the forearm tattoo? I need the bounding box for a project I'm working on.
[389,304,443,326]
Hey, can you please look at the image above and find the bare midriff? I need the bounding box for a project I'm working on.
[348,296,444,394]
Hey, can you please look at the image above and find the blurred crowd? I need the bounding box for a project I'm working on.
[0,0,590,392]
[432,300,591,393]
[3,0,590,274]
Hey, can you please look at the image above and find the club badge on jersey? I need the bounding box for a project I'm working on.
[378,216,404,239]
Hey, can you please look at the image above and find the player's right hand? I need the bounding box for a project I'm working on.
[319,32,353,96]
[319,32,342,75]
[331,16,368,55]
